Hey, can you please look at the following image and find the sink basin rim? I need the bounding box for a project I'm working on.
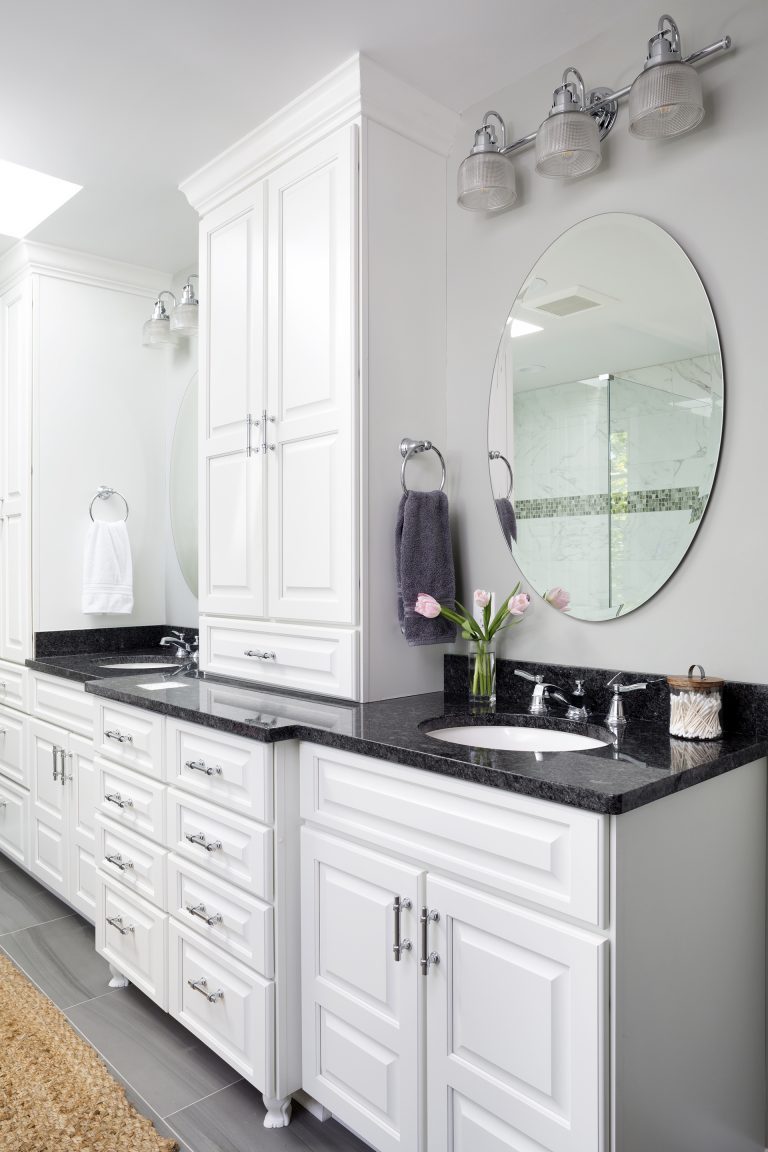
[425,723,612,753]
[98,661,181,671]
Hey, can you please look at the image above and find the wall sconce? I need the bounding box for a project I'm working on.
[142,275,199,348]
[457,14,731,212]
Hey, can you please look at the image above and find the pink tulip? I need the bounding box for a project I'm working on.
[507,592,530,616]
[545,586,570,611]
[474,589,491,608]
[414,593,441,619]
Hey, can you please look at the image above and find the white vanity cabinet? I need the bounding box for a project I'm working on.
[299,742,766,1152]
[183,55,458,702]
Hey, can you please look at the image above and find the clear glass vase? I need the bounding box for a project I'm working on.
[468,638,496,705]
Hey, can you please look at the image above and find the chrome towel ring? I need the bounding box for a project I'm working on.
[89,486,129,522]
[489,450,513,499]
[400,438,446,494]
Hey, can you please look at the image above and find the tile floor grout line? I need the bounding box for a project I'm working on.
[0,911,75,937]
[162,1075,246,1119]
[63,986,124,1011]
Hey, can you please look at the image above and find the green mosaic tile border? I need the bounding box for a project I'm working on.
[516,486,708,523]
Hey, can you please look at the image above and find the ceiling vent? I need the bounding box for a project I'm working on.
[524,284,614,317]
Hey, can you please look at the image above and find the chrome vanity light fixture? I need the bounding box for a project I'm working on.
[142,291,180,348]
[535,68,601,178]
[170,274,199,334]
[628,15,704,138]
[457,111,517,212]
[456,14,731,212]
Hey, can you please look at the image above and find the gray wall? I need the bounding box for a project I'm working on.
[446,0,765,681]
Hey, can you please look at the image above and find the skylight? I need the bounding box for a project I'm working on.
[0,159,82,239]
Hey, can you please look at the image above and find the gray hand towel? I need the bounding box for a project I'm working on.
[396,490,457,646]
[495,497,517,545]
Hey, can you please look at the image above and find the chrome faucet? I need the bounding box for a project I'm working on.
[514,669,588,721]
[603,672,662,729]
[160,631,199,676]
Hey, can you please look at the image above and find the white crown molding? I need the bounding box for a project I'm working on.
[0,241,171,298]
[180,53,460,217]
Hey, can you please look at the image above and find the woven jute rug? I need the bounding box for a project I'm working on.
[0,952,177,1151]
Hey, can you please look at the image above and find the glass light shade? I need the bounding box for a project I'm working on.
[142,317,179,348]
[629,61,704,138]
[535,111,601,178]
[170,301,199,334]
[457,152,517,212]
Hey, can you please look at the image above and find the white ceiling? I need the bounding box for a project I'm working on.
[0,0,630,272]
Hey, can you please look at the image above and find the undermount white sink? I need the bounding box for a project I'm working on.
[99,662,180,671]
[427,725,611,753]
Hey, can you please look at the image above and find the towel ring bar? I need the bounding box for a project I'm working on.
[489,451,513,499]
[89,486,129,522]
[400,437,446,494]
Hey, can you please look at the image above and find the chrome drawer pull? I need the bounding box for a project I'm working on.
[185,832,222,853]
[186,902,223,926]
[0,728,7,735]
[185,759,223,777]
[105,852,134,872]
[187,977,224,1003]
[105,729,133,744]
[0,800,7,809]
[393,895,412,962]
[60,750,73,786]
[51,744,62,782]
[104,792,134,809]
[420,907,440,975]
[106,915,134,936]
[243,649,276,661]
[0,682,6,692]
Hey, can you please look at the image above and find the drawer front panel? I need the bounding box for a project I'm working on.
[97,814,167,909]
[166,720,273,824]
[0,705,26,787]
[167,853,274,977]
[168,920,275,1093]
[97,758,165,844]
[0,660,28,713]
[0,775,28,867]
[166,788,273,901]
[300,743,606,927]
[96,876,167,1010]
[200,615,358,700]
[32,674,93,737]
[97,702,163,778]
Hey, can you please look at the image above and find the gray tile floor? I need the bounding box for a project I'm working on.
[0,855,369,1152]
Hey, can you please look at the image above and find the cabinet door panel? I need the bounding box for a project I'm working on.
[200,187,266,616]
[0,705,27,788]
[0,280,31,665]
[28,719,68,897]
[68,734,98,920]
[301,828,422,1152]
[426,875,606,1152]
[0,774,29,868]
[267,126,357,624]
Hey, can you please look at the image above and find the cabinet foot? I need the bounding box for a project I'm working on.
[107,964,129,989]
[262,1094,292,1128]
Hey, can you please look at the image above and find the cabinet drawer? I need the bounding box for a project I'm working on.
[0,705,27,788]
[97,814,167,909]
[31,673,93,737]
[168,853,274,977]
[168,920,275,1093]
[97,758,165,845]
[0,775,28,867]
[97,701,163,777]
[200,616,358,700]
[166,720,273,824]
[300,743,606,927]
[166,788,273,901]
[0,660,28,713]
[96,876,167,1010]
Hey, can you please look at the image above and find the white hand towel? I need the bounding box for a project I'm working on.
[82,520,134,614]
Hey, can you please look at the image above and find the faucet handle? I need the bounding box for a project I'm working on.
[514,669,543,683]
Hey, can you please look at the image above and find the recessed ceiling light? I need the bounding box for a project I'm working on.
[0,159,82,239]
[506,318,543,338]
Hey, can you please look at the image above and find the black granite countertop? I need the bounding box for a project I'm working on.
[24,654,759,815]
[27,651,187,684]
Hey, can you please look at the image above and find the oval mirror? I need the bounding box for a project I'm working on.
[170,372,198,597]
[488,213,723,621]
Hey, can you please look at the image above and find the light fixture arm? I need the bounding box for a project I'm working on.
[498,31,731,155]
[481,110,507,149]
[151,290,177,319]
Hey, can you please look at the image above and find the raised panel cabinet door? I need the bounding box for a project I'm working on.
[28,718,69,898]
[266,126,358,625]
[68,733,98,920]
[425,875,607,1152]
[301,828,423,1152]
[200,185,266,616]
[0,279,32,664]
